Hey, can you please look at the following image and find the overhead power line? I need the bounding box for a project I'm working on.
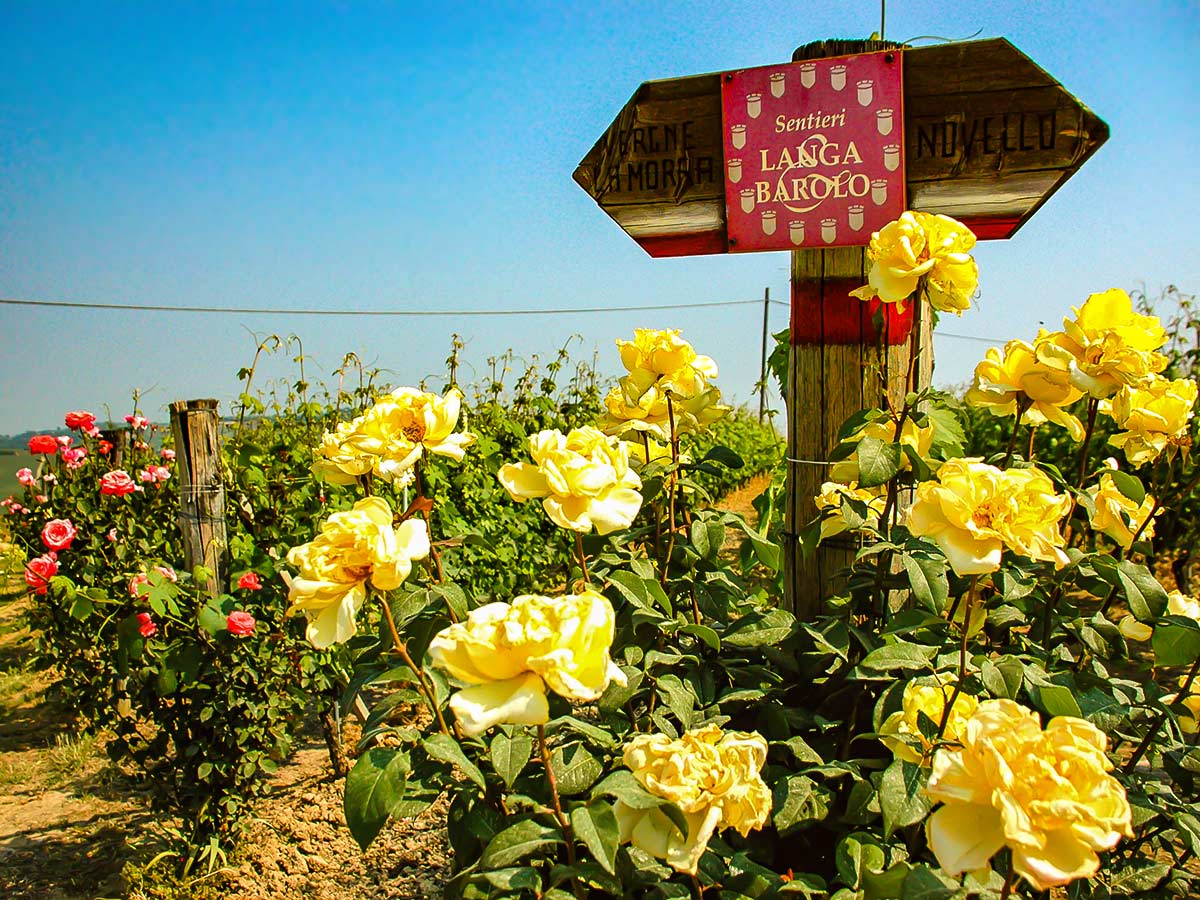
[0,296,762,317]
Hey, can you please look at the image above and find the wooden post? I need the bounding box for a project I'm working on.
[759,287,771,422]
[783,39,932,619]
[99,427,130,467]
[170,399,228,597]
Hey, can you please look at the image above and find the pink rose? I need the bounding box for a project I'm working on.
[160,449,176,461]
[237,572,263,591]
[35,494,47,504]
[100,470,137,496]
[151,466,170,482]
[41,519,77,551]
[84,425,102,439]
[139,468,155,483]
[136,612,157,638]
[64,410,96,431]
[16,468,35,487]
[128,573,149,597]
[25,554,59,595]
[226,611,256,636]
[154,565,178,582]
[134,441,149,451]
[124,414,149,429]
[28,435,57,455]
[57,435,73,449]
[62,447,87,469]
[42,473,57,485]
[106,528,118,542]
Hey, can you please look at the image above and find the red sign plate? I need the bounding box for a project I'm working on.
[721,51,905,252]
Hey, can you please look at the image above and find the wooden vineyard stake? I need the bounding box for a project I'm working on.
[99,427,130,467]
[170,399,228,597]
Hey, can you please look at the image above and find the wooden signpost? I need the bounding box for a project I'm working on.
[574,37,1107,616]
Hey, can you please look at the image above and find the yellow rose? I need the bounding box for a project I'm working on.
[1164,675,1200,734]
[828,416,935,484]
[964,337,1084,439]
[286,497,430,648]
[849,211,978,314]
[313,387,475,484]
[879,677,978,764]
[926,699,1132,891]
[1087,471,1157,549]
[907,460,1070,576]
[597,382,729,441]
[1105,375,1197,466]
[427,590,625,737]
[1035,289,1168,398]
[814,481,886,540]
[497,426,643,534]
[311,418,377,485]
[613,725,771,874]
[616,328,719,402]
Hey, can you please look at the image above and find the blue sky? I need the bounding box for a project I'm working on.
[1,1,1197,434]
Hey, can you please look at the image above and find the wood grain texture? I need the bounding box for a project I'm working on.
[170,399,228,598]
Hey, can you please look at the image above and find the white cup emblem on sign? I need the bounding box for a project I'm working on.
[871,179,889,205]
[789,220,805,245]
[876,108,893,135]
[799,63,816,88]
[731,124,746,149]
[761,210,777,235]
[770,72,786,98]
[830,66,847,90]
[727,159,743,183]
[821,218,838,243]
[746,93,762,118]
[740,188,756,213]
[856,80,874,106]
[883,144,900,172]
[848,205,865,231]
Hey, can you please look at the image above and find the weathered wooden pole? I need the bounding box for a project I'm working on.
[169,399,228,597]
[783,40,933,619]
[99,427,130,467]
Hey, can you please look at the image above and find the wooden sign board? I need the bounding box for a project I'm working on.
[722,51,906,252]
[574,38,1108,256]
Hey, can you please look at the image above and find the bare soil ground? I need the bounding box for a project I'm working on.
[0,477,773,900]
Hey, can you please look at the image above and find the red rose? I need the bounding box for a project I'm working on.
[100,470,137,496]
[226,611,256,636]
[25,554,58,595]
[237,572,263,591]
[99,440,113,455]
[64,410,96,431]
[41,519,77,551]
[136,612,157,638]
[28,435,58,454]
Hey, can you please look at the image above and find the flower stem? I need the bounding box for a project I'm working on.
[938,576,977,740]
[537,725,582,897]
[690,872,705,899]
[379,595,453,737]
[574,530,590,586]
[1076,399,1101,489]
[1002,398,1032,468]
[1125,655,1200,772]
[662,396,680,587]
[999,867,1017,900]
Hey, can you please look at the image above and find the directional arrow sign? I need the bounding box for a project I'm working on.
[574,38,1108,257]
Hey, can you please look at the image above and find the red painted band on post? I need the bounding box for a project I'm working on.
[790,276,914,345]
[635,230,728,258]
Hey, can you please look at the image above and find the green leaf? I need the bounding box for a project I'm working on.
[980,657,1023,700]
[690,519,725,562]
[835,832,887,890]
[1109,470,1147,505]
[1107,862,1171,894]
[1153,616,1200,667]
[723,608,795,647]
[430,583,470,621]
[858,642,937,672]
[197,602,227,635]
[879,759,933,838]
[856,437,903,489]
[680,623,720,651]
[343,748,412,851]
[482,867,542,892]
[591,770,687,837]
[902,555,949,614]
[1036,684,1083,718]
[772,775,832,835]
[701,445,745,469]
[570,801,620,874]
[423,734,486,790]
[480,818,562,868]
[1118,560,1169,620]
[69,595,94,620]
[490,731,533,790]
[551,744,603,796]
